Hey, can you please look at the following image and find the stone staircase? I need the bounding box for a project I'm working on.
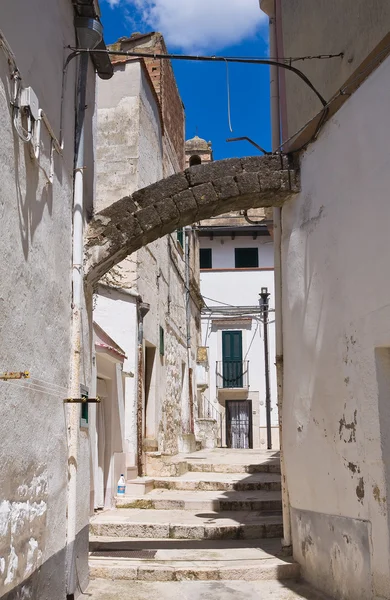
[89,449,300,583]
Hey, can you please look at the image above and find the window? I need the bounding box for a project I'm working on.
[200,248,212,269]
[80,385,89,428]
[159,326,165,356]
[189,154,201,167]
[176,228,184,248]
[234,247,259,268]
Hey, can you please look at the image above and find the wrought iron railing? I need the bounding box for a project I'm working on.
[216,360,249,389]
[198,394,220,421]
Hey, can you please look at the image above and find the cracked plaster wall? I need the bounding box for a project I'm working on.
[282,55,390,599]
[0,1,95,597]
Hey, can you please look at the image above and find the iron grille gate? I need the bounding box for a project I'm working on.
[226,400,253,449]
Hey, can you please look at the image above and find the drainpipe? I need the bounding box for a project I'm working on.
[66,51,89,596]
[260,0,292,551]
[136,300,150,476]
[185,227,195,434]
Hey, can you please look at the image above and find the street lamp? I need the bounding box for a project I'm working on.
[259,288,272,450]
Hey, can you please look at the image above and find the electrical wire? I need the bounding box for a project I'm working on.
[68,47,327,107]
[1,379,62,399]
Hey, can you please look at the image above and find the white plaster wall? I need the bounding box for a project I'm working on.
[282,54,390,599]
[93,288,138,458]
[200,236,274,269]
[95,60,200,457]
[200,239,278,448]
[0,2,94,597]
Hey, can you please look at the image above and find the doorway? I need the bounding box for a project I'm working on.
[226,400,253,449]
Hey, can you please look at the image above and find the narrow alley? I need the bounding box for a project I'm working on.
[87,449,329,599]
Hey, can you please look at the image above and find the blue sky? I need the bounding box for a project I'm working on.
[99,0,271,160]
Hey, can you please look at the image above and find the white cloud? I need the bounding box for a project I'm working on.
[116,0,267,52]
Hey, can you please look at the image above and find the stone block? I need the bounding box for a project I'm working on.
[191,183,218,218]
[235,171,261,196]
[132,172,189,207]
[137,566,175,582]
[186,158,242,186]
[212,176,239,201]
[171,188,198,224]
[169,524,205,539]
[135,205,162,234]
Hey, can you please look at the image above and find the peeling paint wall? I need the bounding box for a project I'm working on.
[282,55,390,599]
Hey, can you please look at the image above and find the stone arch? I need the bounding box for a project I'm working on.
[85,154,299,285]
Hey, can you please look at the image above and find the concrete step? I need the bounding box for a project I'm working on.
[152,471,281,492]
[115,489,282,512]
[89,537,298,582]
[87,578,334,599]
[90,509,283,540]
[187,462,281,474]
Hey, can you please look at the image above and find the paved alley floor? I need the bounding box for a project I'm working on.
[86,578,332,599]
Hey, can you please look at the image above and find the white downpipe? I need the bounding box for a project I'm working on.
[66,51,89,595]
[261,0,292,549]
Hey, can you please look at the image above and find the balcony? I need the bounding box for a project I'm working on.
[216,360,249,390]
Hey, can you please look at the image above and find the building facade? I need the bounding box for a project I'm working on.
[261,1,390,599]
[0,2,112,598]
[185,136,279,450]
[91,33,203,506]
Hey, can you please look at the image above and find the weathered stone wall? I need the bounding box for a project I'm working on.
[111,33,185,171]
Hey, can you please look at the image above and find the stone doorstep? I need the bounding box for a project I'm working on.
[89,557,300,582]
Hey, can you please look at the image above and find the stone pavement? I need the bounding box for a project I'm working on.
[86,579,332,599]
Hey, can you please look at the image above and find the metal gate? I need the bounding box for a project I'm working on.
[226,400,253,449]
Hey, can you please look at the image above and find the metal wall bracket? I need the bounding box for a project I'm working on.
[0,371,30,380]
[63,397,101,403]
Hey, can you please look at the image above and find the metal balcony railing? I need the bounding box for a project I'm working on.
[216,360,249,389]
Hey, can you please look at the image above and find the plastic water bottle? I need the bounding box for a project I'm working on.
[117,474,126,496]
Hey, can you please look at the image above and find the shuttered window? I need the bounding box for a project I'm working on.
[200,248,212,269]
[234,248,259,268]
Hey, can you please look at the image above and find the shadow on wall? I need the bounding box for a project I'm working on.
[0,64,59,261]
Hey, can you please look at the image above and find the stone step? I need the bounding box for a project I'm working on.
[152,471,281,492]
[187,461,281,475]
[90,509,283,540]
[115,489,282,512]
[89,537,298,582]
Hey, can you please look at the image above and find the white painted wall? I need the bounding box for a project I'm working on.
[95,59,201,461]
[0,2,95,597]
[199,236,278,448]
[282,54,390,600]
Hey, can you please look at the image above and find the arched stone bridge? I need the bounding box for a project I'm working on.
[85,155,300,285]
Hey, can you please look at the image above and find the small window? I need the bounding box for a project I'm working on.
[80,385,89,428]
[235,248,259,268]
[176,228,184,248]
[159,326,165,356]
[200,248,212,269]
[189,155,201,167]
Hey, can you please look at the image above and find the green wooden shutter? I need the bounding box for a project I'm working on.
[159,326,165,356]
[176,228,184,248]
